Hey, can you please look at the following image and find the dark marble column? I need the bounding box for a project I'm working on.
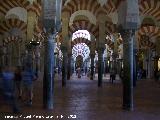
[133,49,137,87]
[0,46,4,66]
[61,46,68,86]
[154,56,159,81]
[98,48,104,87]
[25,44,33,68]
[90,54,95,80]
[43,34,55,110]
[67,54,71,80]
[121,30,134,110]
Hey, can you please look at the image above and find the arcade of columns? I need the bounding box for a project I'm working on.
[0,0,160,110]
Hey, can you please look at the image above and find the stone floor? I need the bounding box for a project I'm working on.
[0,74,160,120]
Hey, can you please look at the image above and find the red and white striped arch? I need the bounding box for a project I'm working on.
[69,20,99,39]
[0,0,30,15]
[0,0,41,16]
[137,25,160,49]
[0,18,27,35]
[137,25,160,40]
[71,37,91,48]
[139,38,155,49]
[27,1,42,16]
[139,0,160,22]
[3,35,22,46]
[103,0,123,14]
[62,0,102,16]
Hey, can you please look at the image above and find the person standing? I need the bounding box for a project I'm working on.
[14,66,22,99]
[110,69,116,84]
[22,64,36,106]
[1,66,20,113]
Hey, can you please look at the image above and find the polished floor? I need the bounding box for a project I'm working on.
[0,73,160,120]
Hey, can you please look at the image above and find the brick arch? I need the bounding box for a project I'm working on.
[139,36,155,49]
[71,38,91,48]
[139,0,160,22]
[137,25,160,41]
[103,0,124,14]
[62,0,102,17]
[27,1,42,16]
[69,20,99,39]
[0,18,27,35]
[3,35,22,46]
[137,25,160,49]
[0,0,30,15]
[0,0,41,16]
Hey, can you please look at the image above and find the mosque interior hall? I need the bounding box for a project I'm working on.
[0,0,160,120]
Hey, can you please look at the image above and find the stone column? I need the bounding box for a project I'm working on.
[121,30,134,110]
[27,11,37,41]
[34,46,40,78]
[61,11,70,84]
[90,53,95,80]
[0,46,4,66]
[61,46,68,86]
[67,53,72,80]
[155,37,160,80]
[43,33,55,110]
[133,35,137,87]
[97,47,104,87]
[113,34,119,73]
[0,36,3,66]
[97,13,106,87]
[154,57,159,81]
[25,44,33,68]
[42,0,62,110]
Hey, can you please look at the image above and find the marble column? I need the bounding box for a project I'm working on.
[42,0,62,110]
[27,11,37,41]
[146,48,151,79]
[121,30,134,110]
[0,46,3,66]
[0,35,3,66]
[90,53,95,80]
[113,34,119,73]
[61,46,68,86]
[43,33,55,110]
[98,47,104,87]
[133,35,137,87]
[61,11,70,84]
[97,14,106,87]
[67,53,72,80]
[35,46,40,78]
[154,37,160,80]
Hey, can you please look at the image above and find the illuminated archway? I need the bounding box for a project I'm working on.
[72,30,91,61]
[72,30,91,41]
[72,43,90,61]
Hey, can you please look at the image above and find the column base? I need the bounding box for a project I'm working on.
[98,82,102,87]
[90,76,93,80]
[122,104,133,111]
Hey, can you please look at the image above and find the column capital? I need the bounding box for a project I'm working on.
[118,29,135,41]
